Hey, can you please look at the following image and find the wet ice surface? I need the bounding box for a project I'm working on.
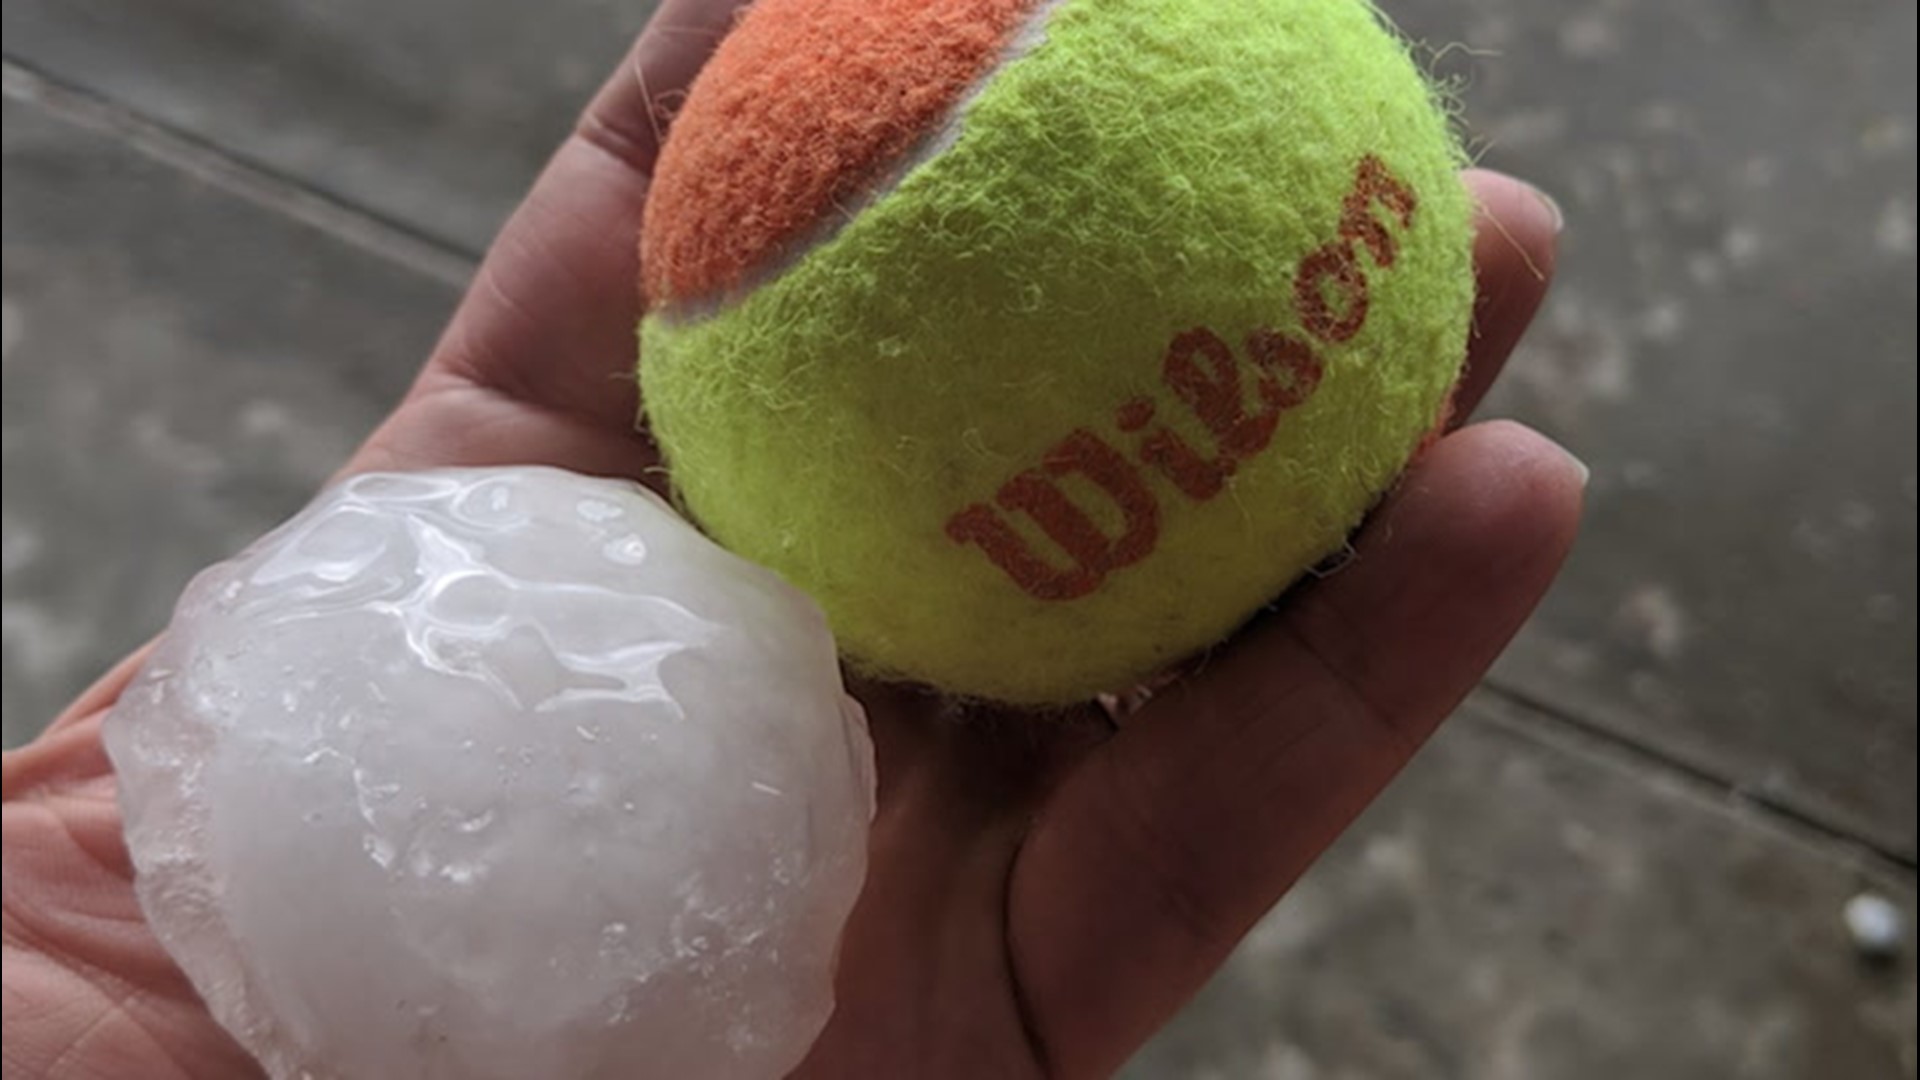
[103,467,875,1080]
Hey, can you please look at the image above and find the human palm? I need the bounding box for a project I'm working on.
[2,2,1581,1076]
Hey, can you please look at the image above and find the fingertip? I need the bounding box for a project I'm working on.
[1445,171,1563,423]
[1269,419,1584,728]
[1399,419,1586,584]
[1465,168,1564,257]
[1439,418,1587,500]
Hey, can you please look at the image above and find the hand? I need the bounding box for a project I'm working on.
[1,2,1582,1076]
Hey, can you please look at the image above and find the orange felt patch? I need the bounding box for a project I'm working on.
[640,0,1040,309]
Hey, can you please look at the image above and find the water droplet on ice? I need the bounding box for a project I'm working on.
[576,498,623,523]
[604,535,648,565]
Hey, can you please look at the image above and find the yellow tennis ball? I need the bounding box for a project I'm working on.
[638,0,1475,705]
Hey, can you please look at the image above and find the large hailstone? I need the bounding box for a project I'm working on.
[103,467,875,1080]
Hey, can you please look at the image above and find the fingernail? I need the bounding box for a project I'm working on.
[1561,443,1590,489]
[1527,182,1566,235]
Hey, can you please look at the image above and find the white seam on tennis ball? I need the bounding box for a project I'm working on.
[897,0,1064,183]
[656,0,1070,328]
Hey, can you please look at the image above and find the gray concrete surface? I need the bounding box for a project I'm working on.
[3,0,1915,1076]
[2,90,455,743]
[1128,695,1915,1080]
[3,0,648,253]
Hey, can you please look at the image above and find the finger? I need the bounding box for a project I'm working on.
[1450,169,1562,423]
[1008,421,1585,1077]
[357,0,746,471]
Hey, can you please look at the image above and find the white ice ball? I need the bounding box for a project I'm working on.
[103,467,875,1080]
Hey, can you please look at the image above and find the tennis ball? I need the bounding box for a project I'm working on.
[638,0,1475,705]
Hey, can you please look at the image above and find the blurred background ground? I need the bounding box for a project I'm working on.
[2,1,1914,1075]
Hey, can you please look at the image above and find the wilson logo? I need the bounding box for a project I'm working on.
[943,155,1421,601]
